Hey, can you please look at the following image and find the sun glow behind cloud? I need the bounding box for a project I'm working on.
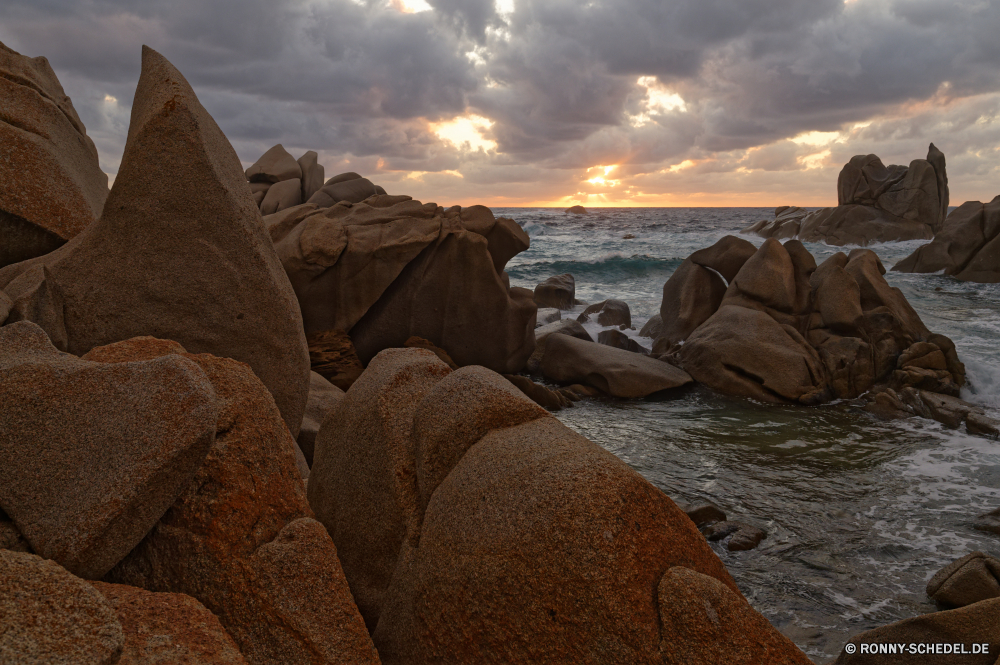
[391,0,432,13]
[430,114,497,152]
[585,165,620,187]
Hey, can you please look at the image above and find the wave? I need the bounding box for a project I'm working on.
[506,253,683,283]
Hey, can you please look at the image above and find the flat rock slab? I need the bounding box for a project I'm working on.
[0,550,124,664]
[541,332,692,398]
[0,321,218,579]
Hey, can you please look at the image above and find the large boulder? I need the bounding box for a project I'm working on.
[90,582,248,665]
[0,322,217,579]
[296,371,345,466]
[0,42,109,268]
[307,175,379,207]
[275,195,535,374]
[92,338,377,665]
[926,552,1000,609]
[525,318,594,373]
[245,144,301,183]
[0,46,310,437]
[746,144,948,246]
[893,196,1000,283]
[0,550,124,664]
[577,298,631,327]
[541,332,693,398]
[534,273,576,309]
[296,150,325,202]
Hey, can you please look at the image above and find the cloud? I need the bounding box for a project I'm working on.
[2,0,999,205]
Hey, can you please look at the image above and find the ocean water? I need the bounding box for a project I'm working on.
[496,207,1000,662]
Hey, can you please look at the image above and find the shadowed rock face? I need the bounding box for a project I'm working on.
[893,196,1000,283]
[0,46,310,437]
[745,144,949,246]
[0,42,109,268]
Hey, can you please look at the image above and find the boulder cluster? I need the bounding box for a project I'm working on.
[746,144,949,246]
[892,196,1000,283]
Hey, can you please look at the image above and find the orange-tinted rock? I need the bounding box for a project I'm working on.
[373,416,740,664]
[91,581,248,664]
[0,42,109,268]
[658,566,813,665]
[0,46,310,437]
[308,328,365,390]
[0,322,217,579]
[92,338,377,665]
[403,335,459,369]
[0,550,124,664]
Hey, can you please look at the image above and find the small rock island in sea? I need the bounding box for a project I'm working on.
[2,40,999,665]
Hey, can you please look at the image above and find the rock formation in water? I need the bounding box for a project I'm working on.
[267,197,536,374]
[0,42,109,268]
[534,273,578,309]
[565,204,587,214]
[892,196,1000,282]
[745,144,949,246]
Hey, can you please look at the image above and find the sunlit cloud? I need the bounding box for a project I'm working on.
[791,131,841,146]
[585,165,620,187]
[799,150,832,169]
[391,0,432,13]
[430,114,497,152]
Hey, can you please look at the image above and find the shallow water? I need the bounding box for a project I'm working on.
[497,207,1000,662]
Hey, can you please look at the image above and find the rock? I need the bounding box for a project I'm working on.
[259,177,302,215]
[245,144,301,184]
[682,502,727,528]
[597,328,649,354]
[526,318,594,374]
[274,195,536,374]
[0,550,124,664]
[373,415,741,663]
[658,258,728,346]
[94,338,377,665]
[893,196,1000,283]
[541,332,693,398]
[0,46,311,438]
[297,371,345,467]
[404,335,459,369]
[534,273,577,310]
[0,509,30,553]
[0,322,217,579]
[536,307,562,326]
[658,566,813,665]
[638,313,663,338]
[0,42,109,268]
[325,171,363,185]
[747,145,948,246]
[90,582,248,664]
[565,204,587,214]
[308,349,455,630]
[704,521,766,551]
[503,373,575,410]
[974,507,1000,536]
[967,412,1000,437]
[689,234,760,283]
[835,597,1000,664]
[306,177,379,207]
[297,150,325,202]
[577,298,631,327]
[926,552,1000,609]
[307,329,365,391]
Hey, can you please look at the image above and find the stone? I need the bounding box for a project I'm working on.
[307,329,365,391]
[94,338,377,665]
[0,509,30,553]
[688,234,758,283]
[0,42,109,268]
[682,502,727,528]
[0,550,124,664]
[598,328,649,354]
[263,202,319,244]
[502,373,575,410]
[536,307,562,326]
[373,416,740,663]
[307,349,454,630]
[0,46,311,438]
[577,298,631,327]
[541,332,693,398]
[743,207,811,243]
[259,177,302,215]
[245,144,301,183]
[526,319,594,374]
[704,521,766,551]
[404,335,459,369]
[297,371,345,467]
[565,205,587,214]
[274,196,536,374]
[296,150,325,202]
[926,552,1000,609]
[658,258,728,345]
[835,597,1000,664]
[974,507,1000,536]
[0,322,218,579]
[658,566,813,665]
[967,412,1000,437]
[534,273,576,309]
[325,171,362,185]
[638,313,663,338]
[307,177,378,207]
[90,582,248,664]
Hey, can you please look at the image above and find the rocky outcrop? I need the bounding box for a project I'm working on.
[892,196,1000,283]
[525,318,593,374]
[577,298,631,327]
[307,328,365,390]
[0,46,311,438]
[926,552,1000,609]
[745,144,949,246]
[93,337,377,665]
[534,273,576,309]
[1,550,124,664]
[297,371,345,467]
[0,322,217,580]
[660,238,964,412]
[91,582,248,664]
[273,195,535,374]
[565,205,587,214]
[598,328,649,354]
[0,42,109,268]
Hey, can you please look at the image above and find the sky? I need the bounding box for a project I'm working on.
[3,0,1000,207]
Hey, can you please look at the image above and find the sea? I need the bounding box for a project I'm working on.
[495,206,1000,663]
